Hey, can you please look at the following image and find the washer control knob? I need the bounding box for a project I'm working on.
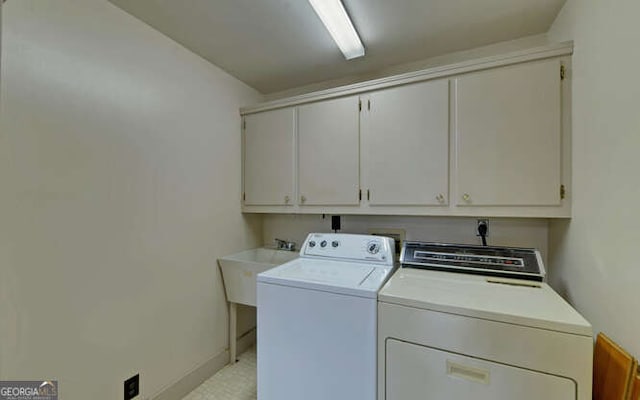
[332,240,339,248]
[308,241,316,248]
[320,240,328,248]
[367,241,381,254]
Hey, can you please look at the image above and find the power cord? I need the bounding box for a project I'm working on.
[478,222,488,246]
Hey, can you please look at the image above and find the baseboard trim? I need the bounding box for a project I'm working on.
[150,349,228,400]
[236,328,256,360]
[151,328,257,400]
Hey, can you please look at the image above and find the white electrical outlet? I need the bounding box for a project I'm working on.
[476,219,489,237]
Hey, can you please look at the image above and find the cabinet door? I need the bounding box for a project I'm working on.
[298,96,360,206]
[454,59,562,206]
[362,80,449,206]
[243,108,295,206]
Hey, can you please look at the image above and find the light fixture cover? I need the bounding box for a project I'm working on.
[308,0,365,60]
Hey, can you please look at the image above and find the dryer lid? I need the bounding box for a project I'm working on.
[379,268,592,336]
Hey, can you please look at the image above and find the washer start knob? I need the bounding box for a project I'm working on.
[367,241,381,254]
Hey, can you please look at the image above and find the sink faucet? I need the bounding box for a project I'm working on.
[275,238,296,251]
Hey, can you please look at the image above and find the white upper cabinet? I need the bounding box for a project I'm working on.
[454,59,562,207]
[298,96,360,206]
[240,44,572,217]
[361,80,449,206]
[243,108,295,206]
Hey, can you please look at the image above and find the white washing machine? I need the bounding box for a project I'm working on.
[257,233,395,400]
[378,242,593,400]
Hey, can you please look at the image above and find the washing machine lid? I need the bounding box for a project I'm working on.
[379,268,592,336]
[258,258,394,299]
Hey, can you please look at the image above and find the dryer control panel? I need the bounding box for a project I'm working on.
[301,233,394,266]
[400,242,545,282]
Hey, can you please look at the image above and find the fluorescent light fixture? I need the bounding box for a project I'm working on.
[308,0,365,60]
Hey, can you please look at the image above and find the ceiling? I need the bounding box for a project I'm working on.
[108,0,567,94]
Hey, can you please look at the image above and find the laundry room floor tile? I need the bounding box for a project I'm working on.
[182,346,256,400]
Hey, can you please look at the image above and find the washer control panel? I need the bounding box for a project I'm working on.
[302,233,394,266]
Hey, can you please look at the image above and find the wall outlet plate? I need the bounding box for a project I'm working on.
[124,374,139,400]
[476,219,489,237]
[367,228,406,258]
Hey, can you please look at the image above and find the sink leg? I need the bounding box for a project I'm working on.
[229,302,237,364]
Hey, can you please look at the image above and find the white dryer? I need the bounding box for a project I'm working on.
[378,242,593,400]
[257,233,395,400]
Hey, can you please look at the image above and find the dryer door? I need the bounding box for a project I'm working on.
[386,339,575,400]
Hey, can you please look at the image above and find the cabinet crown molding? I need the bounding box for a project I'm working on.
[240,41,573,116]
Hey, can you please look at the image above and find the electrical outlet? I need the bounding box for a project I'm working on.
[124,374,139,400]
[476,219,489,237]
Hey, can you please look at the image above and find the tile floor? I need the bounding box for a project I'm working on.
[183,347,257,400]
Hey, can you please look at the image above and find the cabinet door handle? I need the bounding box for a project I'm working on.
[300,195,306,204]
[284,195,290,204]
[462,193,471,202]
[436,194,445,203]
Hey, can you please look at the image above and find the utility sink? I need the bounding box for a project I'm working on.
[218,248,298,307]
[219,248,298,364]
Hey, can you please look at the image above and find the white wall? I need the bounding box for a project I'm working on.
[265,34,554,101]
[0,0,2,94]
[0,0,262,398]
[547,0,640,357]
[263,215,550,264]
